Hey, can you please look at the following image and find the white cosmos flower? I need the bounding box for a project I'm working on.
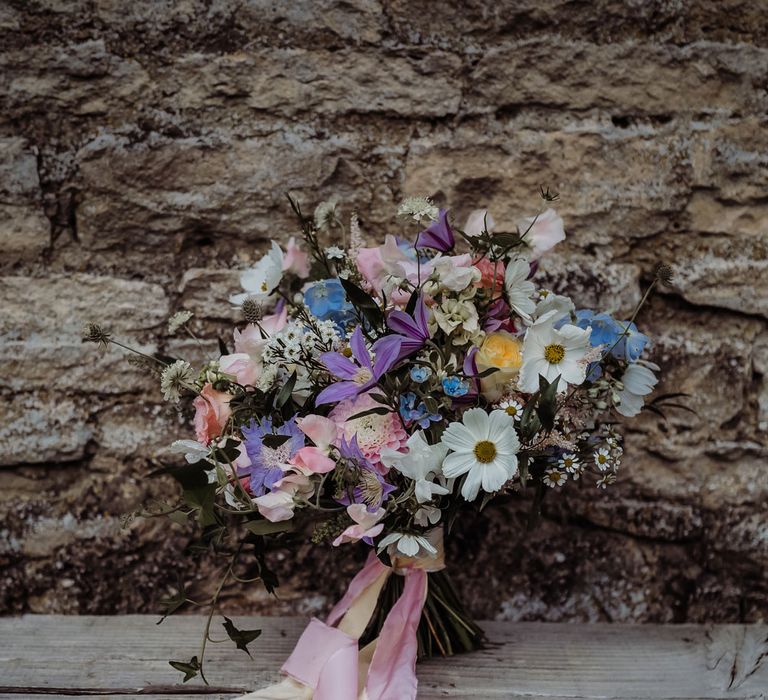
[614,360,659,417]
[230,242,284,306]
[380,431,449,504]
[440,408,520,501]
[518,316,592,393]
[533,291,574,324]
[504,258,536,321]
[377,532,438,558]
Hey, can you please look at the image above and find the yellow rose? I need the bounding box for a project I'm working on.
[475,331,523,401]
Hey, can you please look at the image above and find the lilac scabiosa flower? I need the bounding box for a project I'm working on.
[316,326,402,405]
[336,435,396,511]
[415,208,455,252]
[387,294,431,361]
[241,416,304,496]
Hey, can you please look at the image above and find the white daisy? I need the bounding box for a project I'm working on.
[497,398,524,421]
[558,453,580,473]
[594,448,612,471]
[543,468,567,488]
[380,431,449,504]
[596,473,616,489]
[230,242,284,306]
[440,408,520,501]
[504,257,536,321]
[377,532,438,558]
[518,315,592,393]
[614,360,659,417]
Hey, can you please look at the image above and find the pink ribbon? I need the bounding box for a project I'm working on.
[241,552,430,700]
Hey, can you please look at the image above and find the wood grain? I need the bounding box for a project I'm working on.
[1,616,766,699]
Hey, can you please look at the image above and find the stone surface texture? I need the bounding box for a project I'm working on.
[0,1,766,623]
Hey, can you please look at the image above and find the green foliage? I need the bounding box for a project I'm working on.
[169,656,201,683]
[339,277,385,329]
[222,617,262,657]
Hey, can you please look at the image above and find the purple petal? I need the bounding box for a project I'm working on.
[414,295,429,336]
[371,335,402,379]
[395,337,426,361]
[349,326,372,370]
[415,209,455,252]
[316,381,361,405]
[387,309,423,339]
[463,346,478,377]
[320,351,358,379]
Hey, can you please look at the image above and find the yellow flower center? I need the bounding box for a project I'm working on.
[260,281,269,292]
[505,406,518,416]
[353,367,373,385]
[473,440,497,463]
[543,343,565,364]
[342,346,353,358]
[563,458,573,468]
[597,454,608,464]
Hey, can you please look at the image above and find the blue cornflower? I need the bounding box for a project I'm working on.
[441,376,469,398]
[410,366,432,383]
[241,416,304,496]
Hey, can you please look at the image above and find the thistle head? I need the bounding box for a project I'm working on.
[242,297,264,324]
[654,262,674,286]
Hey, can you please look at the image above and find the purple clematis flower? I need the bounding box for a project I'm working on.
[336,435,396,512]
[386,294,431,360]
[241,416,305,496]
[317,326,402,405]
[415,208,455,252]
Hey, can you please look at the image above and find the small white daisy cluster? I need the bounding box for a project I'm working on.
[262,318,341,365]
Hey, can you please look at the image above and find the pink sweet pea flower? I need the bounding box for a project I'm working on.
[297,414,338,451]
[283,236,310,278]
[219,353,259,386]
[473,257,506,291]
[519,208,565,259]
[333,504,385,546]
[290,447,336,474]
[193,383,232,445]
[254,472,312,522]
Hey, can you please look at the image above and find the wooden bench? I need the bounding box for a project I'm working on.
[1,616,766,699]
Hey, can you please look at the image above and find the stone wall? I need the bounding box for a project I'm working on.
[1,1,766,623]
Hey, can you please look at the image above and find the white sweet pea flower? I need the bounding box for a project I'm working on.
[504,258,536,321]
[518,208,565,259]
[380,431,449,504]
[377,532,438,558]
[414,505,442,528]
[430,255,481,292]
[464,209,495,237]
[230,241,284,306]
[614,360,659,417]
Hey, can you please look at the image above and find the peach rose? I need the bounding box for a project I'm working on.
[193,383,232,445]
[475,331,523,401]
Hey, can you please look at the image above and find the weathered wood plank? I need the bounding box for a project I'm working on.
[1,616,766,699]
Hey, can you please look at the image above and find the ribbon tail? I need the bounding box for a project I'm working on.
[364,568,428,700]
[236,677,312,700]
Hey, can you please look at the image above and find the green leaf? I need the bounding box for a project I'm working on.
[167,510,189,526]
[222,616,262,657]
[339,277,385,328]
[492,232,523,247]
[218,336,230,356]
[183,483,218,528]
[169,656,200,683]
[536,373,560,432]
[274,371,297,409]
[157,576,187,624]
[262,433,291,449]
[368,392,389,405]
[149,460,210,490]
[348,406,391,421]
[244,519,294,536]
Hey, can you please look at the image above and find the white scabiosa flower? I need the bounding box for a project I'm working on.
[614,361,659,417]
[160,360,194,403]
[518,315,592,393]
[397,196,439,222]
[230,242,284,306]
[504,258,536,321]
[440,408,520,501]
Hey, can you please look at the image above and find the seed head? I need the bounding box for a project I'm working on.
[82,322,112,350]
[654,262,674,286]
[242,297,264,324]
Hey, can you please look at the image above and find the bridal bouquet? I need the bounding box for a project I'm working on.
[85,190,675,699]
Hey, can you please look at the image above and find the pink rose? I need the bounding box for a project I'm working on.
[518,208,565,259]
[219,353,259,386]
[193,383,232,445]
[283,236,310,278]
[473,257,506,290]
